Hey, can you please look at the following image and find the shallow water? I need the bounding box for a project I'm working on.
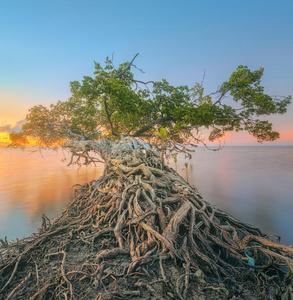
[0,146,292,245]
[0,147,104,240]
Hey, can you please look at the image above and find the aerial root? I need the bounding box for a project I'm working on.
[46,251,73,300]
[1,138,292,299]
[5,272,31,300]
[240,235,293,256]
[96,290,141,299]
[0,254,22,292]
[96,248,130,263]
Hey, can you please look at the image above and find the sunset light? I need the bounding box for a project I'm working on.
[1,1,293,298]
[0,132,10,145]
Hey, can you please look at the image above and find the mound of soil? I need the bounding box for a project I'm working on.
[1,138,292,299]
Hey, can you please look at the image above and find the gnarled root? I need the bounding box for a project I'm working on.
[1,137,292,299]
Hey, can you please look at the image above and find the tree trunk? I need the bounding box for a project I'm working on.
[1,137,292,299]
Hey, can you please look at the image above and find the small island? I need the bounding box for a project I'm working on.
[1,56,292,299]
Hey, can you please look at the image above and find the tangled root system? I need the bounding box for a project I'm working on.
[1,138,293,299]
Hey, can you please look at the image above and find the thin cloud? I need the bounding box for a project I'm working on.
[0,119,26,133]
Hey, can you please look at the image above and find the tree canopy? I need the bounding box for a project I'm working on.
[10,54,291,154]
[3,55,293,299]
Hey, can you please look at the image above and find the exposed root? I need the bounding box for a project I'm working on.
[1,137,292,299]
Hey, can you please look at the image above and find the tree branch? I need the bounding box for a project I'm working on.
[63,139,115,162]
[61,121,86,140]
[132,116,171,137]
[103,99,119,137]
[48,121,86,140]
[114,53,139,78]
[211,92,226,107]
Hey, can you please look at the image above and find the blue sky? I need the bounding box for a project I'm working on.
[0,0,292,144]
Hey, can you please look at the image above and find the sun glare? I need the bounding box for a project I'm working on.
[0,132,10,145]
[0,132,65,147]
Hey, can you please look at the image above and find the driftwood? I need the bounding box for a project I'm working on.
[0,137,292,299]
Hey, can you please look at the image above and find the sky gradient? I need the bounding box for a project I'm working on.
[0,0,292,145]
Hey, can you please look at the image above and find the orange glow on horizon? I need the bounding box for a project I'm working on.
[0,132,64,147]
[208,129,293,146]
[0,127,292,147]
[0,132,10,145]
[279,130,293,142]
[218,131,232,141]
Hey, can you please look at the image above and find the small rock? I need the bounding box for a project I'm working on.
[194,269,206,284]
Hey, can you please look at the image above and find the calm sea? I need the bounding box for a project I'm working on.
[0,146,292,245]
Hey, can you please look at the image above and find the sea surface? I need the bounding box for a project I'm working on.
[0,146,292,245]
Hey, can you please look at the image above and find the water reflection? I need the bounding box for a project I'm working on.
[170,146,293,245]
[0,147,104,240]
[0,146,292,246]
